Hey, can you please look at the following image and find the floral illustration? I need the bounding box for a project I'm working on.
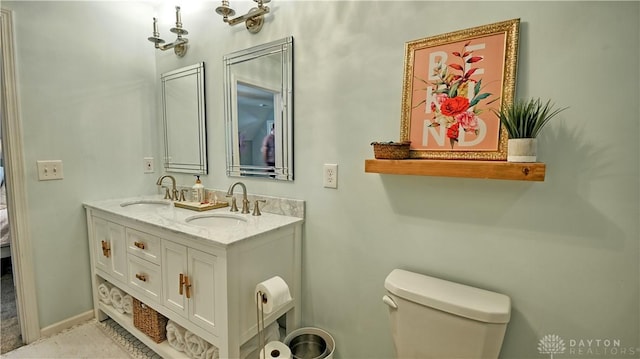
[416,41,499,149]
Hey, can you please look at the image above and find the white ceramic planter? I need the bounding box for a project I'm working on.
[507,138,537,162]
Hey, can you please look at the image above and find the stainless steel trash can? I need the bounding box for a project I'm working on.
[284,327,335,359]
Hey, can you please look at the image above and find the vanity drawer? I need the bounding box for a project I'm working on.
[126,228,161,265]
[128,254,162,303]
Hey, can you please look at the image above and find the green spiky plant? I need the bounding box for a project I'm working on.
[495,98,567,138]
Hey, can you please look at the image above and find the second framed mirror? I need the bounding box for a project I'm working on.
[223,37,293,180]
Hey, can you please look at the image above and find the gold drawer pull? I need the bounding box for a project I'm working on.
[135,273,147,282]
[184,275,191,299]
[134,241,146,250]
[179,273,185,295]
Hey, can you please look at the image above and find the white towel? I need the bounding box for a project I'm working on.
[166,320,187,353]
[109,287,125,313]
[97,283,112,305]
[122,294,133,314]
[185,330,210,359]
[205,344,219,359]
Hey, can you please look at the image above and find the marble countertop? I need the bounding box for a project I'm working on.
[83,195,303,247]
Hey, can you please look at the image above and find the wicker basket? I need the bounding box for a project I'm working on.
[132,297,168,343]
[371,141,411,159]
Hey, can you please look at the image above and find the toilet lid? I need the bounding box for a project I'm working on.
[384,269,511,323]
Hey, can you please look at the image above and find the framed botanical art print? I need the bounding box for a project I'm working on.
[400,18,520,160]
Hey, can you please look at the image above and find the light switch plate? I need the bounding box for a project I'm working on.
[37,160,64,180]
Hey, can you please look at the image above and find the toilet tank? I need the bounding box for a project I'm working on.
[384,269,511,359]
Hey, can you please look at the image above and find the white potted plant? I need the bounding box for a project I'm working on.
[495,98,567,162]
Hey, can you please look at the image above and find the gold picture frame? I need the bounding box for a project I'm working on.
[400,19,520,160]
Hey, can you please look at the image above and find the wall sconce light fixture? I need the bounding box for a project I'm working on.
[147,6,189,57]
[215,0,271,34]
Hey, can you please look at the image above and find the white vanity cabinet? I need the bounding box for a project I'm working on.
[92,217,128,285]
[84,198,303,359]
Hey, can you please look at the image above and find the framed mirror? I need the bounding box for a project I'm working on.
[161,62,207,174]
[223,37,293,180]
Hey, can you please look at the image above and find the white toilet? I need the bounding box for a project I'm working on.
[383,269,511,359]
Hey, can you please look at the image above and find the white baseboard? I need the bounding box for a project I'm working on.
[40,310,94,338]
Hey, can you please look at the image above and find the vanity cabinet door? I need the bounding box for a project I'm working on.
[162,240,188,317]
[187,248,219,335]
[93,217,127,284]
[93,217,110,273]
[162,240,220,336]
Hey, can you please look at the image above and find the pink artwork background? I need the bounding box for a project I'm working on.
[409,33,506,151]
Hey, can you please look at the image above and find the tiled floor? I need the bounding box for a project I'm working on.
[1,260,22,354]
[0,320,132,359]
[0,319,160,359]
[98,319,161,359]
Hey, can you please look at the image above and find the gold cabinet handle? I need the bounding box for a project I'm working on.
[134,241,145,250]
[135,273,147,282]
[101,240,111,258]
[179,273,192,298]
[184,275,191,299]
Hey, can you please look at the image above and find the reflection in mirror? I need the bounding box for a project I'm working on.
[162,62,207,174]
[235,82,279,168]
[223,37,293,180]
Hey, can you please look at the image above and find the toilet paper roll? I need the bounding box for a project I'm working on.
[255,276,292,314]
[259,341,292,359]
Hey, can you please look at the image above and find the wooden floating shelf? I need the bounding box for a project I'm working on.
[364,159,546,181]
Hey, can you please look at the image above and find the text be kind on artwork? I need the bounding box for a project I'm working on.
[412,33,505,151]
[401,19,520,160]
[422,41,492,148]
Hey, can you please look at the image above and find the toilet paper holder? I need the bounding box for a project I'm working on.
[255,276,293,358]
[256,290,267,358]
[258,291,268,304]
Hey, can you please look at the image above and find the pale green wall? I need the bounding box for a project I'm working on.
[4,1,639,358]
[3,1,158,327]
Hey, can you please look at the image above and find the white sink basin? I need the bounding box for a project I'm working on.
[184,213,248,227]
[120,199,172,210]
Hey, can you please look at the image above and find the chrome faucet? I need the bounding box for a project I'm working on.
[226,181,250,214]
[156,175,179,201]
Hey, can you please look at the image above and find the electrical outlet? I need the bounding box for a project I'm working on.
[323,163,338,189]
[144,157,154,173]
[36,160,64,181]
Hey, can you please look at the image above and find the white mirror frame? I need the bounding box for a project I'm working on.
[223,37,293,181]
